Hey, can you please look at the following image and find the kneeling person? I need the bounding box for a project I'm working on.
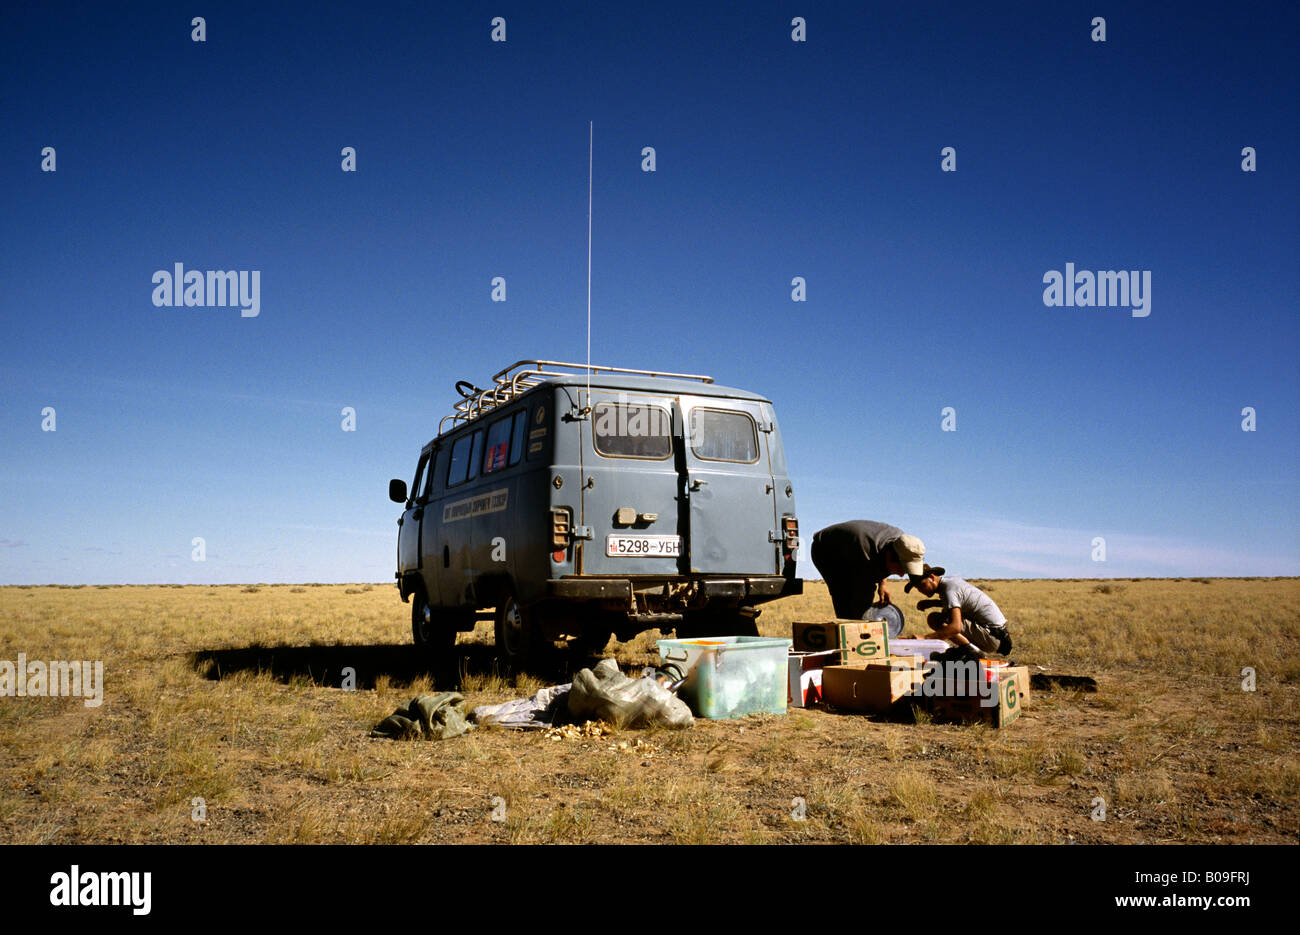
[906,565,1013,657]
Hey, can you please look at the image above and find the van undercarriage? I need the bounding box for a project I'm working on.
[545,573,801,606]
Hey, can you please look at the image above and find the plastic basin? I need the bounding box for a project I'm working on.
[657,636,793,718]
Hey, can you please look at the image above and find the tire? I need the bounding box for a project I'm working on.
[567,608,617,656]
[494,592,535,669]
[569,627,612,657]
[411,589,456,658]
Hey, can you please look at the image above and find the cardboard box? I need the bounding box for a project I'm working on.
[869,653,923,673]
[821,661,923,713]
[790,668,823,708]
[787,650,835,708]
[924,664,1030,728]
[792,620,889,666]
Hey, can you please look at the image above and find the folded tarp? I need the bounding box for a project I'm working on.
[567,658,694,730]
[371,691,473,740]
[470,683,572,729]
[469,660,694,731]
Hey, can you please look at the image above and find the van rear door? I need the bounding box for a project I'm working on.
[578,390,685,576]
[679,396,780,575]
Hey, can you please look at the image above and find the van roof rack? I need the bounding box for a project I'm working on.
[438,359,714,435]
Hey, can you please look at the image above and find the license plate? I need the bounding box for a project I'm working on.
[605,535,681,557]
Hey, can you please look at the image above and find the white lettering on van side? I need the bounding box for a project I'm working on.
[441,488,509,524]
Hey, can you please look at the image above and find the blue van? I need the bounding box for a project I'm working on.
[388,361,802,665]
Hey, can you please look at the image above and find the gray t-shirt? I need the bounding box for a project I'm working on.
[938,576,1007,630]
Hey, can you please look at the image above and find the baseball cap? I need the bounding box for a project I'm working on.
[904,563,945,592]
[892,534,926,577]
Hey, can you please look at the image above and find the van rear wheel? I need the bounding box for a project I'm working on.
[494,594,535,668]
[569,628,612,657]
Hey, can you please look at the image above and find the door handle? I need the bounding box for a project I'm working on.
[690,479,708,491]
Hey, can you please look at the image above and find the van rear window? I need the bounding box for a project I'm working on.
[593,402,673,460]
[689,409,758,463]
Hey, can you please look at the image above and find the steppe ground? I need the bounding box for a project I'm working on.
[1,578,1296,844]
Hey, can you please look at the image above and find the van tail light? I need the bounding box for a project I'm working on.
[551,508,572,550]
[782,515,800,560]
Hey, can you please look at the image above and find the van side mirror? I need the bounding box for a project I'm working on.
[389,479,408,504]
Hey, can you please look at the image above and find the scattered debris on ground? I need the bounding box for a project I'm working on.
[543,721,610,741]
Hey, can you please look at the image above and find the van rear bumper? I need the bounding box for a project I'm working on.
[546,576,802,601]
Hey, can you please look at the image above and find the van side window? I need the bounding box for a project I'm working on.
[468,430,484,482]
[483,416,512,474]
[447,430,484,487]
[689,409,758,463]
[508,410,528,467]
[593,402,673,460]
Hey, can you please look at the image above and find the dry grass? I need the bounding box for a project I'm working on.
[0,578,1296,843]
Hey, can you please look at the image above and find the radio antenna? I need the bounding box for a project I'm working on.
[586,120,593,409]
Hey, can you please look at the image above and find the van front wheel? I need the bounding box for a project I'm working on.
[412,591,456,656]
[494,595,534,668]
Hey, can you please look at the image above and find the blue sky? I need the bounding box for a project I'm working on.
[1,1,1297,583]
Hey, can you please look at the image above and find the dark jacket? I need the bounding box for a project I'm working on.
[810,520,903,583]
